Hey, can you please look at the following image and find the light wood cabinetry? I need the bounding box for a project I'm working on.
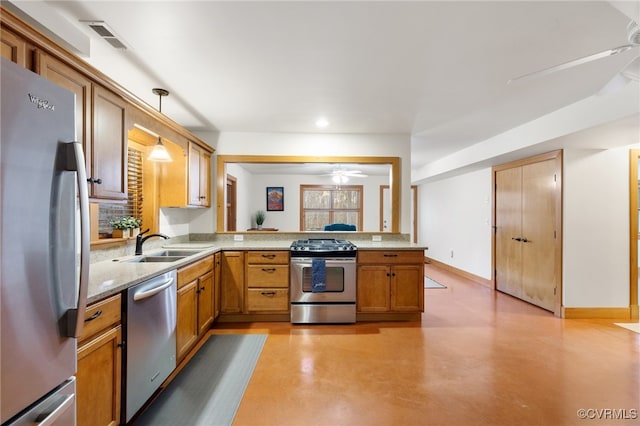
[36,52,91,173]
[159,141,211,208]
[37,53,126,202]
[189,142,211,207]
[357,250,424,314]
[76,294,122,426]
[245,251,289,313]
[220,251,245,314]
[1,26,28,68]
[91,84,127,200]
[176,255,214,363]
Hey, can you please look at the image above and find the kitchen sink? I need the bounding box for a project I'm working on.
[147,249,205,257]
[123,255,187,263]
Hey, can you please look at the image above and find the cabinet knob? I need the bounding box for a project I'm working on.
[87,177,102,184]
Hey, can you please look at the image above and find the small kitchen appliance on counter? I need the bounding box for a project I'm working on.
[290,239,357,324]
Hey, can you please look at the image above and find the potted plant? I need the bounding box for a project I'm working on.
[110,216,142,238]
[255,210,266,230]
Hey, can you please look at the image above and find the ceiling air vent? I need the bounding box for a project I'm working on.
[82,20,127,50]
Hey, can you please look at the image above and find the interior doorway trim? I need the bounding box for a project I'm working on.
[629,149,639,319]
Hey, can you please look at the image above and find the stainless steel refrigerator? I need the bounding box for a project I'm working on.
[1,57,90,425]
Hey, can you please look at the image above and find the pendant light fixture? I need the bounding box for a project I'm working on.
[147,88,173,162]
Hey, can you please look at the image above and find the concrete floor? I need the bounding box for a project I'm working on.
[213,264,640,426]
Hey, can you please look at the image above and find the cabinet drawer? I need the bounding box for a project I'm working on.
[246,251,289,264]
[79,294,121,343]
[246,289,289,312]
[246,265,289,288]
[358,250,424,264]
[178,255,214,288]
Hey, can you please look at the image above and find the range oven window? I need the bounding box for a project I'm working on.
[301,266,345,292]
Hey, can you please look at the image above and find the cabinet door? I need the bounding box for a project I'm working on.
[356,265,390,312]
[197,271,214,335]
[176,280,198,363]
[188,142,211,207]
[37,53,92,178]
[390,265,424,312]
[198,150,211,207]
[221,251,245,313]
[214,252,221,319]
[92,84,127,200]
[77,326,122,426]
[1,27,26,67]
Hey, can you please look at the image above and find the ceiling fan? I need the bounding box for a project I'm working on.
[508,19,640,90]
[323,169,368,184]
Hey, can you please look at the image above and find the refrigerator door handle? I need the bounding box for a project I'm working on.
[62,141,90,338]
[34,394,75,426]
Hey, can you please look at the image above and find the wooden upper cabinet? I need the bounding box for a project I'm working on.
[37,52,126,202]
[1,27,27,68]
[91,84,127,200]
[36,52,92,163]
[160,140,211,208]
[188,142,211,207]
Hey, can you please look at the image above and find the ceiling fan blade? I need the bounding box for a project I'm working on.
[508,44,637,84]
[621,55,640,80]
[597,55,640,95]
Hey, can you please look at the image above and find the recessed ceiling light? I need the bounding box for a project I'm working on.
[315,117,330,128]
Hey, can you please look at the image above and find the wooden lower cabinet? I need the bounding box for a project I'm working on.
[245,251,289,313]
[76,294,122,426]
[176,255,214,363]
[357,250,424,315]
[220,251,245,314]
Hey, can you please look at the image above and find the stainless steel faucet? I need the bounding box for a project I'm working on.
[135,229,170,255]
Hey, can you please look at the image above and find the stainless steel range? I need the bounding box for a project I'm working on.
[290,239,357,324]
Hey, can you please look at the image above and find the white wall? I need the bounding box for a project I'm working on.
[215,132,412,233]
[563,147,630,308]
[418,168,492,279]
[417,144,636,309]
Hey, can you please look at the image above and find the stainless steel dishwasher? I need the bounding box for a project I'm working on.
[125,270,177,423]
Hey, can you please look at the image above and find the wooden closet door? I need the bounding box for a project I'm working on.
[494,151,561,314]
[521,159,558,311]
[495,167,523,298]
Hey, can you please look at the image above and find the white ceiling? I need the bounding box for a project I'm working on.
[10,1,640,173]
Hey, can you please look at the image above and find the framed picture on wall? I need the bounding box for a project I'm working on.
[266,186,284,211]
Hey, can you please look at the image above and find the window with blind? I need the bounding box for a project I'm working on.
[127,148,143,220]
[300,185,363,231]
[98,147,143,236]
